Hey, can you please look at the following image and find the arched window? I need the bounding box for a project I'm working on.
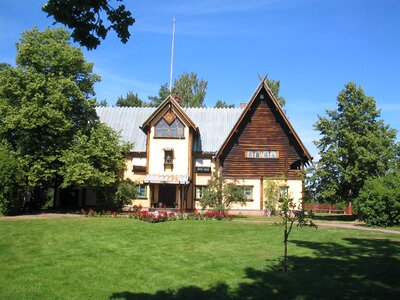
[155,119,169,137]
[171,119,184,138]
[155,118,184,138]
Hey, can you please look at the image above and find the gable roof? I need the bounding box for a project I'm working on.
[95,106,243,153]
[140,95,198,133]
[215,80,312,163]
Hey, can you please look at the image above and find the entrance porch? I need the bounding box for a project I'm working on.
[142,174,192,210]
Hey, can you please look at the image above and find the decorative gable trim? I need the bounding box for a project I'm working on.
[140,95,198,133]
[215,80,312,163]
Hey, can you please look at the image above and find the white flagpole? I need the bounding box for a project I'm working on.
[169,17,176,93]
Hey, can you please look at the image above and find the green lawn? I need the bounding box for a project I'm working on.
[0,217,399,300]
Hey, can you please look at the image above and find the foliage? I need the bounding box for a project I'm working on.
[214,100,235,108]
[114,179,137,208]
[42,0,135,50]
[278,195,317,271]
[0,28,127,209]
[173,72,208,107]
[60,123,130,189]
[264,178,286,215]
[80,208,234,223]
[148,83,170,107]
[116,91,148,107]
[96,99,108,107]
[0,63,11,71]
[355,172,400,227]
[265,78,286,108]
[149,72,208,107]
[199,174,247,211]
[0,145,24,214]
[311,82,399,204]
[1,28,98,188]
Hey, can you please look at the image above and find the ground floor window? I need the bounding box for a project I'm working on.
[195,186,207,199]
[243,186,254,201]
[279,186,289,201]
[137,185,146,198]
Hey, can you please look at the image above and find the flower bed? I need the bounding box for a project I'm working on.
[80,208,234,223]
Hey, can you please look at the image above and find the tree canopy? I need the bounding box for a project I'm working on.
[214,100,235,108]
[173,72,208,107]
[310,82,399,204]
[149,72,208,108]
[42,0,135,50]
[148,83,170,107]
[0,27,129,209]
[116,91,147,107]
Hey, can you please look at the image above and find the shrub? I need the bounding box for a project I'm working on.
[114,179,137,208]
[264,178,285,216]
[355,173,400,227]
[199,174,247,211]
[96,179,137,210]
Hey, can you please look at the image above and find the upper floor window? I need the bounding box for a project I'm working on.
[155,118,184,138]
[164,149,173,165]
[245,150,279,159]
[195,158,212,173]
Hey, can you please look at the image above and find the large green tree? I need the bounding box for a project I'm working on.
[42,0,135,50]
[173,72,208,107]
[311,82,398,205]
[0,28,128,208]
[149,72,208,108]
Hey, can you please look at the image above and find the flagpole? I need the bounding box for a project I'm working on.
[169,17,176,93]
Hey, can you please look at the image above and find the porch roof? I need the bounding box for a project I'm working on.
[142,174,190,185]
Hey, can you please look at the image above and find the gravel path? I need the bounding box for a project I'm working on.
[234,218,400,235]
[315,222,400,235]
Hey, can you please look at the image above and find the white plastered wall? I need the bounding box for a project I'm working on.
[123,155,150,208]
[148,126,190,176]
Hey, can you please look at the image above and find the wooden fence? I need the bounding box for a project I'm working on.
[304,203,352,215]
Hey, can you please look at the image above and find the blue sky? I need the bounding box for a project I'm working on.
[1,0,399,159]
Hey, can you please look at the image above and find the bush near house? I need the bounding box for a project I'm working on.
[199,174,247,211]
[355,173,400,227]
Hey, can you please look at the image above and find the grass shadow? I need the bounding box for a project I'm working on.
[312,214,358,222]
[110,237,400,300]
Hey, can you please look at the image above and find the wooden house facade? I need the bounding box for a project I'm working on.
[87,80,311,213]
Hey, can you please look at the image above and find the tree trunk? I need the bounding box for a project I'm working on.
[283,226,288,271]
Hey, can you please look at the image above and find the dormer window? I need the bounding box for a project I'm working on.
[155,118,184,138]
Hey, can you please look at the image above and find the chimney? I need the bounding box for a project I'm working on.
[174,93,181,106]
[240,103,247,109]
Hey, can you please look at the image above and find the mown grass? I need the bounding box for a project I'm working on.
[0,217,399,299]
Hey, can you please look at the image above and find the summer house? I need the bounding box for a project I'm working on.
[91,80,311,213]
